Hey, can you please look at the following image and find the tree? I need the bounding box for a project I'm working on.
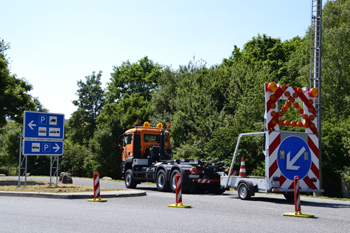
[105,56,162,103]
[0,121,22,166]
[90,93,153,178]
[66,71,104,145]
[321,0,350,119]
[60,139,97,178]
[0,38,38,127]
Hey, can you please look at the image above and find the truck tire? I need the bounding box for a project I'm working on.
[156,169,169,192]
[125,169,137,189]
[170,169,180,193]
[238,183,251,200]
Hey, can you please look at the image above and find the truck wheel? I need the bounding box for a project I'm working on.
[284,193,294,201]
[170,169,180,193]
[156,170,169,192]
[125,169,137,189]
[238,183,251,200]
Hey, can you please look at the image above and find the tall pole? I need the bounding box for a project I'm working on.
[310,0,322,194]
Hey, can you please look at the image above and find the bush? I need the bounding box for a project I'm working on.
[341,166,350,190]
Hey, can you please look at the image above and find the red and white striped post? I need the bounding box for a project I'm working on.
[175,173,182,206]
[294,176,301,214]
[168,173,190,208]
[283,175,314,217]
[93,172,101,199]
[88,172,107,202]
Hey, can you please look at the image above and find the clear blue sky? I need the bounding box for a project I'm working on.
[2,0,319,119]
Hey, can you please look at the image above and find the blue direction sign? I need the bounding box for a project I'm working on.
[23,111,64,140]
[23,140,64,155]
[277,136,311,180]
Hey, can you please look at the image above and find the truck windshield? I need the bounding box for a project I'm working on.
[124,134,133,145]
[144,134,167,142]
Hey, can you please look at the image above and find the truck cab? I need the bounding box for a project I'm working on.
[120,124,171,162]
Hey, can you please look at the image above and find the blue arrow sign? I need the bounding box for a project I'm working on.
[23,111,65,140]
[277,136,311,180]
[23,140,64,155]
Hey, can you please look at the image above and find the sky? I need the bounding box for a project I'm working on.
[2,0,319,119]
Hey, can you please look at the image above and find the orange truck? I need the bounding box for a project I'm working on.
[119,122,227,194]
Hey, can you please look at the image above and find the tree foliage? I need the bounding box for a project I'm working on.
[0,121,22,166]
[66,71,104,145]
[0,38,42,127]
[105,56,162,103]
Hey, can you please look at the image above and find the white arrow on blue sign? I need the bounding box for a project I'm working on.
[23,111,65,140]
[277,136,311,180]
[23,140,64,155]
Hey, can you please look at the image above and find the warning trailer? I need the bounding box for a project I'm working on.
[220,82,323,200]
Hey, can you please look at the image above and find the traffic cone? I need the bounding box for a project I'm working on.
[239,157,247,177]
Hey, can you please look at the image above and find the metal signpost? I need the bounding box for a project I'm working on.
[18,111,65,187]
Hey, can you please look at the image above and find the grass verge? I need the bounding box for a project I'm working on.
[0,179,123,193]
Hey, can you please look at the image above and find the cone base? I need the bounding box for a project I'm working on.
[168,203,191,208]
[88,198,107,202]
[283,212,314,218]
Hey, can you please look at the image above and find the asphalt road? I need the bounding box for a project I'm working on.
[2,176,350,232]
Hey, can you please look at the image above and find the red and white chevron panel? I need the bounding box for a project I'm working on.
[268,132,319,190]
[264,83,318,135]
[265,83,319,191]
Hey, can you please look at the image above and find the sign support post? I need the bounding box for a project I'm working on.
[17,132,23,187]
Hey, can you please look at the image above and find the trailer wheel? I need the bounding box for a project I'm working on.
[170,169,180,193]
[156,170,169,192]
[125,169,137,189]
[238,183,251,200]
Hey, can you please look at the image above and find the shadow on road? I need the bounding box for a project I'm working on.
[240,196,350,209]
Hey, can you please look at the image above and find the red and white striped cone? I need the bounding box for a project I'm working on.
[168,173,191,208]
[294,176,301,214]
[88,172,107,202]
[239,157,247,177]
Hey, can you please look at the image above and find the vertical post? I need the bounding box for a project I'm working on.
[93,172,101,200]
[17,132,22,187]
[24,155,27,186]
[310,0,322,195]
[316,0,323,194]
[49,155,52,187]
[294,176,301,214]
[88,172,107,202]
[168,172,190,208]
[175,173,182,206]
[56,155,59,187]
